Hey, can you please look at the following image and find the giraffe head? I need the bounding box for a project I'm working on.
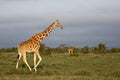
[55,20,63,29]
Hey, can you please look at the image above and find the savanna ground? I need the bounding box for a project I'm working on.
[0,52,120,80]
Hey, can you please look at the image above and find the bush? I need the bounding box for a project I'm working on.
[81,46,90,54]
[111,48,120,53]
[0,52,2,58]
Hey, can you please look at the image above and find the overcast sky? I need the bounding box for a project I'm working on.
[0,0,120,48]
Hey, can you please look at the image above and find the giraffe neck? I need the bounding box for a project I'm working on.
[29,22,56,42]
[43,22,56,35]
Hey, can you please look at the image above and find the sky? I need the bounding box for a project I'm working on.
[0,0,120,48]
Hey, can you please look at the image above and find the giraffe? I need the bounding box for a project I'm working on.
[67,46,76,54]
[16,20,63,71]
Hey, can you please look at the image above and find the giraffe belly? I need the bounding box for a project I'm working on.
[18,41,40,53]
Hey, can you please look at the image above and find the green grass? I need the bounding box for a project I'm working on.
[0,52,120,80]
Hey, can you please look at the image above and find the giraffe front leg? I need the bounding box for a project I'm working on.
[23,54,32,71]
[68,50,70,55]
[33,53,37,71]
[34,52,42,69]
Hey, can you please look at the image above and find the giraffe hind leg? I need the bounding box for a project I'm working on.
[16,53,22,69]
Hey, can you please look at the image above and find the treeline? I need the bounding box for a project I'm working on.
[80,43,120,54]
[0,43,120,54]
[0,47,17,53]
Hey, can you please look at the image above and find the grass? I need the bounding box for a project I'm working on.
[0,52,120,80]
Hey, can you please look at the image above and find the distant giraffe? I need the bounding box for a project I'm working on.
[16,20,63,71]
[67,46,76,54]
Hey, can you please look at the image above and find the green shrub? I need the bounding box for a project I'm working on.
[0,52,2,58]
[81,46,90,54]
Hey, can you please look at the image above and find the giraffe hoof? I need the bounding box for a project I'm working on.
[33,68,37,72]
[29,69,32,71]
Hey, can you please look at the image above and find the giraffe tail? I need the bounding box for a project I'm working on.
[16,55,20,62]
[16,53,21,62]
[16,54,19,59]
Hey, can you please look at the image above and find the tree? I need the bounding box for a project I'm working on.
[91,47,99,54]
[111,48,120,53]
[39,43,47,55]
[81,46,90,54]
[58,44,67,49]
[98,43,107,53]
